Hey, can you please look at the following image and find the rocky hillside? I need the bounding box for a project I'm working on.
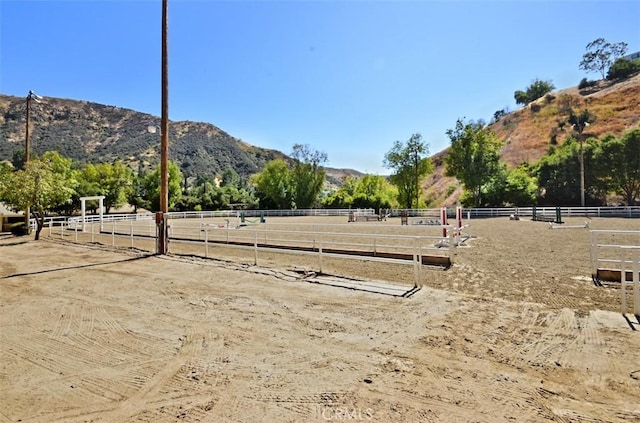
[2,73,638,206]
[424,73,640,206]
[0,94,359,187]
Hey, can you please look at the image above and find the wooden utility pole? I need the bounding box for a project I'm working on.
[24,90,40,228]
[157,0,169,254]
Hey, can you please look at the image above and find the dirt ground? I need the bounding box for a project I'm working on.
[1,216,639,422]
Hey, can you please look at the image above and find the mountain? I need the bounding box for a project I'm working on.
[0,94,360,187]
[424,73,640,206]
[2,73,638,206]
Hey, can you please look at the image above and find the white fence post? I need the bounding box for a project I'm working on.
[254,231,258,266]
[130,221,134,249]
[413,237,419,287]
[634,249,640,316]
[319,235,323,274]
[619,246,640,316]
[205,229,209,258]
[112,223,115,247]
[418,245,423,286]
[591,231,599,277]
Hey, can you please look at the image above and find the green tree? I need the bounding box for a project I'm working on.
[568,108,593,206]
[141,161,183,211]
[188,177,217,210]
[251,159,293,209]
[127,164,146,213]
[607,58,640,80]
[535,137,601,206]
[290,144,327,209]
[322,175,398,209]
[189,175,258,211]
[471,163,537,207]
[504,164,538,206]
[596,130,640,205]
[74,163,101,214]
[579,38,628,79]
[322,176,358,208]
[0,161,11,178]
[0,152,78,240]
[351,174,397,209]
[78,161,134,213]
[221,167,244,189]
[514,79,555,106]
[445,120,503,207]
[514,90,528,106]
[383,133,433,209]
[11,150,26,169]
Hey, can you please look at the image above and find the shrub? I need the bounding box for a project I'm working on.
[578,77,597,89]
[492,109,506,123]
[10,222,30,236]
[607,58,640,80]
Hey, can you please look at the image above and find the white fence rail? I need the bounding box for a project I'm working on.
[619,246,640,316]
[43,205,639,229]
[42,217,453,286]
[591,230,640,281]
[167,221,452,286]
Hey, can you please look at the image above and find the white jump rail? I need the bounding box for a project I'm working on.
[591,229,640,283]
[619,246,640,316]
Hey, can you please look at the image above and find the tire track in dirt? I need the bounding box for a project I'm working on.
[0,300,188,423]
[104,326,218,422]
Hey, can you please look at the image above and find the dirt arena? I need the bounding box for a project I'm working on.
[1,216,639,422]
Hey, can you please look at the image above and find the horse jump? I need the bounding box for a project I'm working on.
[435,207,471,247]
[549,221,589,229]
[620,246,640,317]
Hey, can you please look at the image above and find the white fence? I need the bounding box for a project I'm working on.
[620,246,640,317]
[50,206,640,228]
[168,221,452,286]
[461,206,639,219]
[591,230,640,316]
[41,215,453,287]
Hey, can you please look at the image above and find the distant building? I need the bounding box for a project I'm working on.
[0,203,24,232]
[622,51,640,61]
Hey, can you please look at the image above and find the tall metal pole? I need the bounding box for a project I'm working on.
[157,0,170,254]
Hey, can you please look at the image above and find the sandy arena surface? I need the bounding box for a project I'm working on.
[1,216,639,422]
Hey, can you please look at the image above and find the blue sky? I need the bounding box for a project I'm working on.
[1,0,639,174]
